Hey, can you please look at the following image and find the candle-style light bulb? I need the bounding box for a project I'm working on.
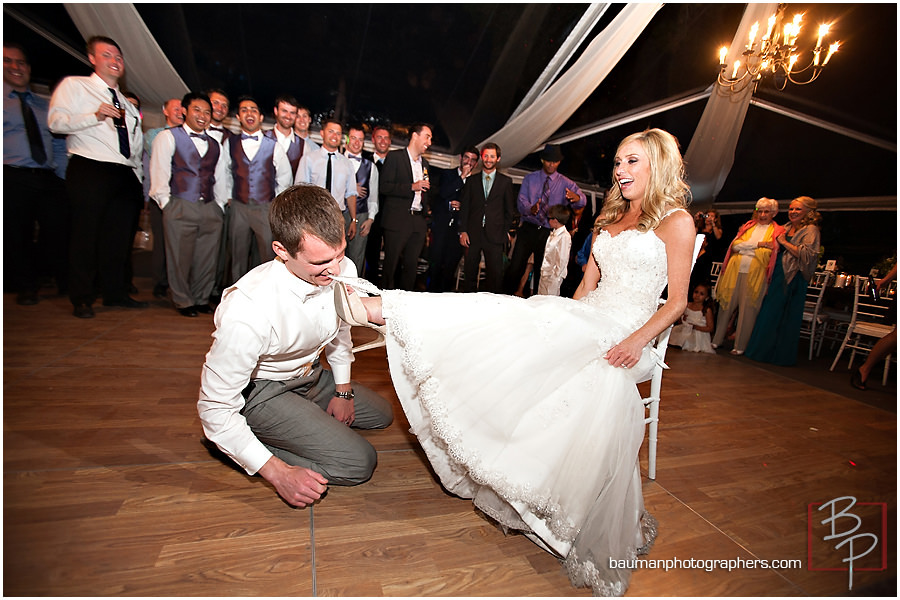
[788,54,799,73]
[823,41,839,65]
[816,23,830,50]
[732,60,741,79]
[748,22,759,49]
[719,46,728,66]
[764,14,777,41]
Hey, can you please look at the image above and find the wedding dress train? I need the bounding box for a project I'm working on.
[337,225,671,595]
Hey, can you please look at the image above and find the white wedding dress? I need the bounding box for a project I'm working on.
[377,226,670,596]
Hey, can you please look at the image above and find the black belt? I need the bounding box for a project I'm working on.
[521,221,547,230]
[409,209,425,216]
[4,164,54,175]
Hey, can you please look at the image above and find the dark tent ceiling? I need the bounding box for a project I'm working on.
[5,3,897,203]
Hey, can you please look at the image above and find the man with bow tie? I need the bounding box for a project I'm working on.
[48,35,146,319]
[221,95,293,282]
[149,93,228,317]
[342,124,379,274]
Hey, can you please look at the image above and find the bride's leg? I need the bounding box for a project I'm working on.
[360,296,385,325]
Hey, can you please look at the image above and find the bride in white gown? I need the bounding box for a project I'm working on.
[333,129,696,596]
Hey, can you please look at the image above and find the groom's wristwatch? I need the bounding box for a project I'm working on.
[335,389,355,399]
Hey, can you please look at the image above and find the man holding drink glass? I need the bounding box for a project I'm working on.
[49,35,146,319]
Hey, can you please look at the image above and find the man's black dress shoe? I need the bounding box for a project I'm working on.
[193,304,214,314]
[179,306,199,317]
[153,284,168,299]
[103,297,149,309]
[850,368,867,391]
[73,304,95,319]
[16,292,39,305]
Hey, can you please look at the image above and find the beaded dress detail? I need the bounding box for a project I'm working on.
[377,224,674,596]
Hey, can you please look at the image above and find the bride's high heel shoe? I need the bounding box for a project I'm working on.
[330,275,386,353]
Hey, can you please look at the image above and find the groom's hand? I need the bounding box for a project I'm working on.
[259,456,328,507]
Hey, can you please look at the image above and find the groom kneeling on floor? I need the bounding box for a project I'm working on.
[198,184,393,507]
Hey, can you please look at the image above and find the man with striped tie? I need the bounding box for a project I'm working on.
[49,35,146,318]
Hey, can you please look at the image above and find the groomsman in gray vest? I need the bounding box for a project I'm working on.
[205,88,232,300]
[292,104,319,153]
[222,96,293,282]
[343,124,378,274]
[294,117,358,240]
[264,94,305,181]
[149,93,227,317]
[143,97,185,299]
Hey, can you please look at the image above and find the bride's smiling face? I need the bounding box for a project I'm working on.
[614,140,650,202]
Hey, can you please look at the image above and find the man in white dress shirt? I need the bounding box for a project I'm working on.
[150,93,228,317]
[48,35,146,319]
[198,185,393,507]
[294,117,357,240]
[292,104,319,152]
[264,94,305,181]
[205,88,232,301]
[222,95,293,282]
[343,124,379,273]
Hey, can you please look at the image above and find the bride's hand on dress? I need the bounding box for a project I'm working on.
[604,335,643,369]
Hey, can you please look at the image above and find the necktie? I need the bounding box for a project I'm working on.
[108,88,130,158]
[209,126,225,133]
[325,152,334,191]
[347,154,361,162]
[189,132,209,141]
[241,133,258,141]
[483,173,493,199]
[14,91,46,165]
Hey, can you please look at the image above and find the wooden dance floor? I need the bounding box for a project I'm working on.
[4,280,896,596]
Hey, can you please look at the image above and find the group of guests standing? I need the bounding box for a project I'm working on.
[671,196,822,366]
[5,35,592,321]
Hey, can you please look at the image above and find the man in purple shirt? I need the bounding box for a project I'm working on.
[503,144,586,296]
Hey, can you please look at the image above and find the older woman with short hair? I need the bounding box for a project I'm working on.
[712,197,785,354]
[745,196,822,365]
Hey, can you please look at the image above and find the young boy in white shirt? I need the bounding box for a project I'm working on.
[538,204,572,296]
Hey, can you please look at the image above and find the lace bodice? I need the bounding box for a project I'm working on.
[579,228,668,332]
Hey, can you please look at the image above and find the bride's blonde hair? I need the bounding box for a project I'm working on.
[595,128,690,234]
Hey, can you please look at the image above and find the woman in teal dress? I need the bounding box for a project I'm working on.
[745,196,821,365]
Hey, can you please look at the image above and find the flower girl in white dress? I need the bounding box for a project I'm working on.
[669,282,716,353]
[332,129,696,596]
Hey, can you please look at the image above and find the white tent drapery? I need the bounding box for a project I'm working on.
[65,3,189,110]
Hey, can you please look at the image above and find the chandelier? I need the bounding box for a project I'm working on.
[717,4,840,93]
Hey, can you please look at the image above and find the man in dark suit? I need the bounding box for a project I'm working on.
[378,123,432,290]
[427,146,479,292]
[458,143,516,293]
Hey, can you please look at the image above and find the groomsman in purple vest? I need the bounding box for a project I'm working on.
[149,93,227,317]
[292,104,319,153]
[143,97,185,300]
[264,94,305,181]
[343,124,379,274]
[222,96,293,282]
[294,117,358,241]
[206,89,232,146]
[205,89,232,301]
